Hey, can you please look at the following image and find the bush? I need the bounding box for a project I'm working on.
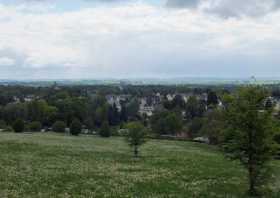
[70,118,82,136]
[275,133,280,144]
[275,134,280,159]
[52,121,66,133]
[3,126,13,132]
[29,121,42,132]
[13,119,25,133]
[0,120,6,129]
[99,121,111,137]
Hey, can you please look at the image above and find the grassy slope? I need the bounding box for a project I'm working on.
[0,133,279,198]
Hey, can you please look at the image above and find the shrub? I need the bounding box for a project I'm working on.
[70,118,82,136]
[3,126,13,132]
[275,133,280,144]
[0,120,6,129]
[13,119,25,133]
[99,121,111,137]
[29,121,42,132]
[52,121,66,133]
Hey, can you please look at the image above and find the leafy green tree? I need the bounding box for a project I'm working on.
[52,121,66,133]
[108,103,120,126]
[187,117,204,138]
[151,111,183,135]
[224,86,277,195]
[125,122,147,157]
[120,103,128,122]
[99,121,111,137]
[70,118,82,136]
[29,121,42,132]
[199,109,225,144]
[185,96,206,120]
[207,90,219,106]
[126,98,139,120]
[95,104,109,127]
[13,119,25,133]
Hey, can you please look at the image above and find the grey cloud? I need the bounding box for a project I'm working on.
[166,0,280,18]
[166,0,200,8]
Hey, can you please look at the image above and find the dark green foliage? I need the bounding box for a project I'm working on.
[95,104,109,127]
[199,109,225,145]
[164,95,185,110]
[3,126,13,132]
[120,103,128,122]
[52,121,66,133]
[207,90,219,106]
[151,111,183,136]
[187,117,204,138]
[125,122,147,157]
[126,98,139,120]
[84,118,95,131]
[185,96,206,120]
[275,133,280,144]
[0,120,6,129]
[13,119,25,133]
[223,86,277,195]
[99,121,111,137]
[29,121,42,132]
[108,103,120,126]
[70,118,82,136]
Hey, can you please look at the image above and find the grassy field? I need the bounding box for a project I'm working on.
[0,133,279,198]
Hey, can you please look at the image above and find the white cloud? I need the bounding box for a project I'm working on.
[0,1,280,78]
[0,57,15,66]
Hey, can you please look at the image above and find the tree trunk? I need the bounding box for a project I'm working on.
[134,146,138,158]
[249,164,257,196]
[248,129,257,196]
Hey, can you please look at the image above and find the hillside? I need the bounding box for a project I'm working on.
[0,133,279,197]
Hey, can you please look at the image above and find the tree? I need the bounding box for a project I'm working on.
[125,122,147,157]
[95,104,109,127]
[108,103,120,126]
[151,111,183,136]
[224,86,277,195]
[52,121,66,133]
[29,121,42,132]
[99,121,111,137]
[187,117,204,138]
[199,109,225,144]
[185,96,206,120]
[70,118,82,136]
[207,90,219,106]
[13,119,25,133]
[120,103,128,122]
[126,98,139,120]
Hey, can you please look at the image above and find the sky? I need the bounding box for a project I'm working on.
[0,0,280,79]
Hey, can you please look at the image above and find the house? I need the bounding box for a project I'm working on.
[139,97,154,117]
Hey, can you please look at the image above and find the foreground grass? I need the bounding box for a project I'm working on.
[0,133,279,197]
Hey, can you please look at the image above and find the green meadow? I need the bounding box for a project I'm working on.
[0,132,279,197]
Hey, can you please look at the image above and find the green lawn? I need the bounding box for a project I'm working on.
[0,132,279,198]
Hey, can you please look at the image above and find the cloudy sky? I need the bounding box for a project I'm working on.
[0,0,280,79]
